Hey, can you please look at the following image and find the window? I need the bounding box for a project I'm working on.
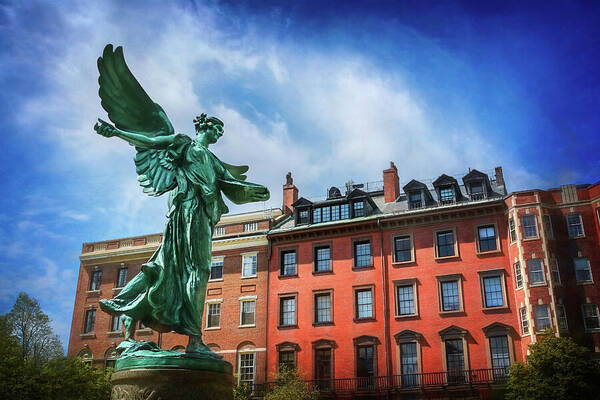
[240,300,255,326]
[321,206,331,222]
[340,204,350,219]
[445,339,465,383]
[354,240,371,268]
[238,353,255,386]
[215,226,225,236]
[298,210,309,224]
[105,348,117,370]
[243,222,258,232]
[514,262,523,289]
[477,225,497,252]
[556,304,568,331]
[527,259,545,285]
[534,305,551,332]
[509,218,517,242]
[522,215,538,238]
[393,235,412,263]
[396,284,416,316]
[355,288,373,320]
[583,304,600,331]
[490,336,511,370]
[210,259,223,280]
[551,259,561,285]
[314,292,332,324]
[280,250,296,276]
[353,201,365,217]
[278,350,295,371]
[314,246,331,272]
[400,342,419,387]
[482,274,504,308]
[543,215,554,239]
[574,257,592,283]
[84,309,96,333]
[313,208,321,223]
[520,307,529,335]
[439,279,461,312]
[110,315,122,332]
[331,205,340,221]
[315,347,332,389]
[439,186,454,204]
[356,345,375,388]
[436,230,456,258]
[242,254,257,278]
[206,303,221,328]
[470,181,485,200]
[279,296,296,326]
[116,268,128,288]
[566,214,584,237]
[90,270,102,291]
[409,192,422,209]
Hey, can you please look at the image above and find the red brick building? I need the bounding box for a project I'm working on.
[67,208,283,387]
[266,165,600,392]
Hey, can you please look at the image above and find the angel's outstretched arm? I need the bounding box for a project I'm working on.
[94,119,175,149]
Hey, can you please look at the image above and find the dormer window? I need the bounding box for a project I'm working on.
[353,201,365,217]
[470,181,485,200]
[298,210,309,225]
[340,204,350,219]
[322,207,331,222]
[409,192,422,209]
[313,208,322,223]
[439,187,454,204]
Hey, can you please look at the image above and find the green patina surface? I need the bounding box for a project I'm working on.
[93,44,269,371]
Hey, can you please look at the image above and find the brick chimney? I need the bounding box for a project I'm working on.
[494,166,505,187]
[282,172,298,215]
[383,161,400,203]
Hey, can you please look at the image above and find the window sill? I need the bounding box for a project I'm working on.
[529,283,547,288]
[241,275,257,280]
[277,324,298,330]
[438,310,464,316]
[205,327,221,331]
[136,328,153,335]
[312,270,333,276]
[476,250,502,256]
[522,237,540,241]
[584,328,600,333]
[313,322,334,327]
[352,265,374,271]
[392,260,415,266]
[238,324,256,329]
[86,290,101,297]
[394,314,418,320]
[434,255,460,261]
[80,333,96,339]
[107,331,124,337]
[482,305,508,312]
[353,317,376,323]
[576,281,595,286]
[568,235,586,239]
[208,278,223,283]
[278,274,298,280]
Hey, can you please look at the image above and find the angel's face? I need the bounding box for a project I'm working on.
[203,124,224,144]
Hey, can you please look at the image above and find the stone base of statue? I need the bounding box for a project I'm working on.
[111,342,233,400]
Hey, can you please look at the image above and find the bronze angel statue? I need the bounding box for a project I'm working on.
[94,44,269,359]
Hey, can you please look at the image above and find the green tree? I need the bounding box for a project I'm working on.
[38,357,112,400]
[264,367,319,400]
[6,292,64,368]
[506,331,600,400]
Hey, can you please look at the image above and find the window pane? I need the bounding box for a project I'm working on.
[315,348,332,382]
[534,305,551,331]
[357,345,374,378]
[117,268,128,288]
[397,285,415,315]
[281,251,296,275]
[528,259,545,284]
[111,315,122,332]
[210,260,223,280]
[574,258,592,282]
[280,298,295,326]
[490,336,511,369]
[84,309,96,333]
[509,218,517,242]
[583,304,600,330]
[409,192,422,209]
[394,236,412,262]
[436,231,455,257]
[313,208,322,223]
[514,262,523,289]
[441,281,460,311]
[315,294,331,323]
[353,201,365,217]
[520,307,529,334]
[340,204,349,219]
[440,187,454,204]
[322,207,331,222]
[478,226,497,252]
[401,342,418,387]
[445,339,465,383]
[557,305,568,331]
[331,205,340,221]
[242,255,257,277]
[239,353,255,385]
[207,303,221,328]
[299,210,309,224]
[90,271,102,291]
[354,241,371,267]
[315,247,331,272]
[241,301,255,325]
[567,214,584,237]
[279,350,295,371]
[483,276,504,307]
[522,215,537,238]
[356,289,373,319]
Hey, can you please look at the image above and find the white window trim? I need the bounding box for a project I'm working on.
[237,351,256,386]
[566,213,585,238]
[209,257,225,282]
[519,307,530,336]
[527,258,546,286]
[534,305,552,332]
[551,259,561,286]
[205,300,222,330]
[239,298,257,328]
[557,304,568,332]
[574,257,593,284]
[241,253,258,279]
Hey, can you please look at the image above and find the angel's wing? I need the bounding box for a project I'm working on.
[222,162,249,181]
[98,44,174,137]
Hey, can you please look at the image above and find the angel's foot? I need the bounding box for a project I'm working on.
[186,335,210,354]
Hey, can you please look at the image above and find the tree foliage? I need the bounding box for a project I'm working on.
[264,367,319,400]
[38,357,112,400]
[6,292,64,368]
[506,331,600,400]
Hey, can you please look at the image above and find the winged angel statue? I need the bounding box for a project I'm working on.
[94,45,269,360]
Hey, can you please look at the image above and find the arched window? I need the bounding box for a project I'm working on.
[104,347,118,370]
[276,342,299,372]
[439,325,469,384]
[237,342,256,387]
[207,343,221,353]
[394,330,422,387]
[77,348,93,366]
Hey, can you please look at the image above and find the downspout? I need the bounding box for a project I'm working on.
[265,231,272,382]
[378,218,391,378]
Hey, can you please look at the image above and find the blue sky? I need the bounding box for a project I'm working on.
[0,0,598,348]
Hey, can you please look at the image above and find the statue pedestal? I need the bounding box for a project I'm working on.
[111,368,233,400]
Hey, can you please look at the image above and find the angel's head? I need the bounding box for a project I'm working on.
[194,113,224,145]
